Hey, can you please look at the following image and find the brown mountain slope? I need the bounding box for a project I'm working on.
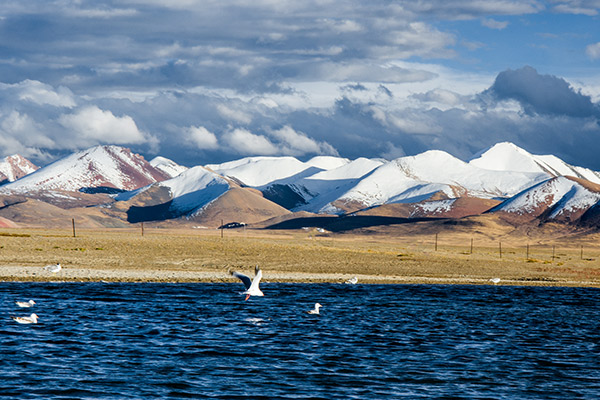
[188,187,290,227]
[354,197,501,219]
[0,197,129,228]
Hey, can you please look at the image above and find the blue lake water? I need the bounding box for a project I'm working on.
[1,282,599,399]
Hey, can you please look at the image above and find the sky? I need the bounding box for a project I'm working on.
[1,0,600,169]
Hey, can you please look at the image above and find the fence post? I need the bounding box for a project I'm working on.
[526,243,529,260]
[72,218,76,238]
[470,238,473,255]
[435,233,438,251]
[499,241,502,258]
[141,222,144,236]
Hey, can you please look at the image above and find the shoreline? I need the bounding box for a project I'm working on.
[1,265,598,288]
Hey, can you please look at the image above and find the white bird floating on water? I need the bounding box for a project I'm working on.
[15,300,35,308]
[44,263,61,273]
[230,265,264,301]
[345,276,358,284]
[490,277,501,284]
[12,313,39,324]
[307,303,322,315]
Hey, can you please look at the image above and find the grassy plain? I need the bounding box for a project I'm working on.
[0,226,599,287]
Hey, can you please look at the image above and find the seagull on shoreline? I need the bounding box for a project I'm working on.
[307,303,322,315]
[44,263,61,273]
[12,313,39,324]
[345,276,358,284]
[490,277,501,284]
[230,265,264,301]
[15,300,35,308]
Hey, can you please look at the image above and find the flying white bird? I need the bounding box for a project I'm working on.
[44,263,61,273]
[307,303,322,315]
[230,265,264,301]
[15,300,35,308]
[345,276,358,284]
[12,313,39,324]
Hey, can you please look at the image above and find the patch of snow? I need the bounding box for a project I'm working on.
[412,199,456,216]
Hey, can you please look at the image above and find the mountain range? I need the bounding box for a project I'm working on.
[1,142,600,234]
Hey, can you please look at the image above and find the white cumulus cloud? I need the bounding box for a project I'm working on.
[186,126,219,149]
[58,106,148,145]
[9,80,76,108]
[216,104,253,124]
[223,128,279,155]
[269,125,339,156]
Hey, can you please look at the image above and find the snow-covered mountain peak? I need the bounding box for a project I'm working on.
[158,165,228,199]
[395,150,467,175]
[150,156,188,178]
[492,175,600,220]
[306,157,384,181]
[305,156,350,170]
[1,145,170,193]
[469,142,543,172]
[469,141,600,184]
[0,154,38,183]
[205,155,349,187]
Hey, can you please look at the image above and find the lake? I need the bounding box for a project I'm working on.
[1,282,599,399]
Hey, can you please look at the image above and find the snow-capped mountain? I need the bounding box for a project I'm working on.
[149,156,188,178]
[286,157,386,212]
[469,142,600,184]
[490,176,600,222]
[0,155,38,184]
[205,155,349,187]
[118,165,289,225]
[1,145,170,193]
[1,140,599,229]
[152,166,230,215]
[205,144,600,218]
[296,150,549,214]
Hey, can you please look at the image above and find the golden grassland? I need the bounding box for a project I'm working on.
[0,226,599,287]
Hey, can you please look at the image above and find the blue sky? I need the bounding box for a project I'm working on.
[1,0,600,169]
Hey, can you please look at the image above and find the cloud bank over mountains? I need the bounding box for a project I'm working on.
[0,1,599,168]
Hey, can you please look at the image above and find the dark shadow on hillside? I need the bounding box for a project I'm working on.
[80,186,127,195]
[127,201,176,223]
[264,215,443,232]
[262,184,307,209]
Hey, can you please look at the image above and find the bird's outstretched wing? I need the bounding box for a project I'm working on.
[231,271,252,290]
[249,267,262,291]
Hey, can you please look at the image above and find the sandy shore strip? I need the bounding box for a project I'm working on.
[1,265,597,287]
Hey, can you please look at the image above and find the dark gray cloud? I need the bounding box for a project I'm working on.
[483,66,600,118]
[0,0,452,94]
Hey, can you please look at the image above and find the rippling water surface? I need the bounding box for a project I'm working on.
[1,282,599,399]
